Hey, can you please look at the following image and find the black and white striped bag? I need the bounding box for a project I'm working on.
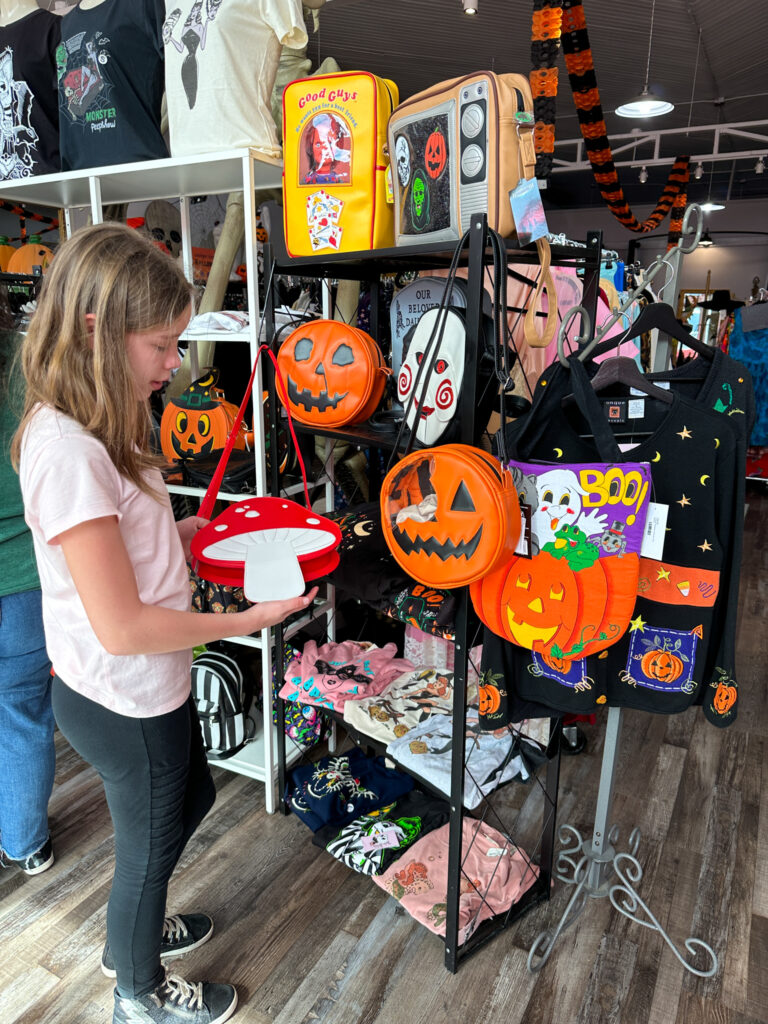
[190,649,253,760]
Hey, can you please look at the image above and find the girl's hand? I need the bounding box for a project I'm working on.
[241,586,319,632]
[176,516,209,560]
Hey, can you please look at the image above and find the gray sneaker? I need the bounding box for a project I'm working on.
[112,973,237,1024]
[102,914,214,978]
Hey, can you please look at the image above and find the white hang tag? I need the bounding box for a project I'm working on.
[640,502,669,561]
[243,541,305,602]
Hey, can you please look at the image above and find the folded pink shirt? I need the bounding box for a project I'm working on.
[279,640,414,712]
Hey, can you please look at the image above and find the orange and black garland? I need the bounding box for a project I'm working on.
[531,0,689,244]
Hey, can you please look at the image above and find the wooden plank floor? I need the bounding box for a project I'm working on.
[3,485,767,1024]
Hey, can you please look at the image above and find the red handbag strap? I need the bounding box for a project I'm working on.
[197,345,311,521]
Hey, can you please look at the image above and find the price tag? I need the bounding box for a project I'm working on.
[509,178,548,246]
[640,502,669,561]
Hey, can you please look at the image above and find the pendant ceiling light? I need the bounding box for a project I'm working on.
[698,230,714,247]
[616,0,674,118]
[462,0,478,13]
[700,161,726,212]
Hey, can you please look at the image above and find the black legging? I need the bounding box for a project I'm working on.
[52,677,216,997]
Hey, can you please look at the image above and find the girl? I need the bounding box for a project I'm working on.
[13,223,316,1024]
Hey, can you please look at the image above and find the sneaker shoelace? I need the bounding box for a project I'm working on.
[162,973,204,1011]
[162,915,190,945]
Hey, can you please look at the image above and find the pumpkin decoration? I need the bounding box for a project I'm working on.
[712,679,737,715]
[424,129,447,179]
[276,319,389,428]
[471,549,641,671]
[160,370,253,463]
[7,234,54,275]
[0,235,17,272]
[640,647,684,683]
[381,444,521,589]
[478,681,502,716]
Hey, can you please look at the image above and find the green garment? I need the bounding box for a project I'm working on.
[0,331,40,597]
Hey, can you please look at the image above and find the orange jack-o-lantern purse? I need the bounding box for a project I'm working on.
[160,371,253,463]
[470,459,652,672]
[380,444,521,589]
[276,319,390,428]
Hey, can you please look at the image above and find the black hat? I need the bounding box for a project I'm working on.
[696,289,745,313]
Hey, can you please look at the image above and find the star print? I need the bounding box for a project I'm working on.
[677,494,691,508]
[629,615,646,633]
[656,567,671,581]
[698,539,712,552]
[677,426,693,440]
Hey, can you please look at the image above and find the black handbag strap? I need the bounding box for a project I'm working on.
[565,355,624,462]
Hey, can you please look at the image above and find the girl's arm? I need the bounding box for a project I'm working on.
[56,515,317,656]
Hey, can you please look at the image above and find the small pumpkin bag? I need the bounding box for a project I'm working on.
[276,319,390,428]
[160,370,253,463]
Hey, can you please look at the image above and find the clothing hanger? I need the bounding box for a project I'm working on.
[597,301,714,361]
[586,354,674,404]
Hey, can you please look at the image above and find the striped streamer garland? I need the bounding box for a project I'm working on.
[531,0,689,245]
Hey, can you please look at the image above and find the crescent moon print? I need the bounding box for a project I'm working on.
[353,521,375,538]
[553,447,563,459]
[700,475,710,486]
[651,451,661,463]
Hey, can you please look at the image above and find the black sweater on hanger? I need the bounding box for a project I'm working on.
[480,353,751,730]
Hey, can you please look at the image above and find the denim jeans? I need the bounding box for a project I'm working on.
[52,678,216,998]
[0,588,55,861]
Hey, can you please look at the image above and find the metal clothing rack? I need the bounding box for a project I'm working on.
[528,203,718,978]
[527,706,717,977]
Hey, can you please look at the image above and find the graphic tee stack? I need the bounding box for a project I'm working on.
[58,0,168,170]
[0,9,61,178]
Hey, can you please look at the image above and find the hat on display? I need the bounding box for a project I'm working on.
[695,290,745,313]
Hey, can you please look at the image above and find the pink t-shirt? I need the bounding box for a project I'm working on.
[374,818,539,945]
[20,405,192,718]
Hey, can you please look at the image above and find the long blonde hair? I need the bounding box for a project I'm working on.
[11,223,193,495]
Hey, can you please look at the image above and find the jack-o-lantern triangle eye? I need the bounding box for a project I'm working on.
[294,337,313,362]
[450,480,475,512]
[332,344,354,367]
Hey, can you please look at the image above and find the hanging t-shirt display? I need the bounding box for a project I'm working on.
[162,0,307,158]
[58,0,168,171]
[0,10,61,179]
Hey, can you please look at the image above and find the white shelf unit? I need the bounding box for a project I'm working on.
[0,148,317,814]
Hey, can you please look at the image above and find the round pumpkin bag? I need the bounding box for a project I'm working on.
[276,319,390,428]
[380,443,521,589]
[160,370,253,463]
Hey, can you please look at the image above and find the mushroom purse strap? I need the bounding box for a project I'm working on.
[190,345,341,601]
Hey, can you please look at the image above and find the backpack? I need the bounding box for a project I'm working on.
[190,647,256,760]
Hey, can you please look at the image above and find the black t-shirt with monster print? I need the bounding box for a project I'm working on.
[58,0,168,171]
[0,10,61,179]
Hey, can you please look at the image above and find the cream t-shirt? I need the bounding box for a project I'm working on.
[163,0,307,158]
[20,405,192,718]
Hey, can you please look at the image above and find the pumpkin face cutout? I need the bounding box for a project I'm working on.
[277,320,388,428]
[424,130,447,179]
[381,444,521,589]
[501,553,580,653]
[160,371,252,462]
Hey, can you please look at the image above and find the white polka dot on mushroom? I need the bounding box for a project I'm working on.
[306,517,320,525]
[245,511,260,518]
[214,524,228,532]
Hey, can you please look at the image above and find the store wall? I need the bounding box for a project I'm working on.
[545,197,768,303]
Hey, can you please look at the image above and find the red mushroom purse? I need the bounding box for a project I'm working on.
[190,347,341,603]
